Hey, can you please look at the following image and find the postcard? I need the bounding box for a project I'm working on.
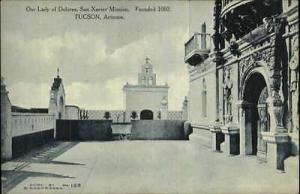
[1,0,299,193]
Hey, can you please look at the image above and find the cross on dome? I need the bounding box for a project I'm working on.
[57,68,60,78]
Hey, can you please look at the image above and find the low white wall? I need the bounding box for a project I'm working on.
[11,113,55,137]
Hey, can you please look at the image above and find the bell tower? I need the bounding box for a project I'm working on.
[49,68,66,121]
[138,57,156,86]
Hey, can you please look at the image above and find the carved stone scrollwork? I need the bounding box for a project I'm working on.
[239,55,256,82]
[269,69,281,92]
[229,39,240,57]
[239,46,275,84]
[213,0,223,51]
[270,91,283,126]
[252,47,273,67]
[290,35,299,132]
[290,36,299,92]
[263,16,287,36]
[259,108,268,132]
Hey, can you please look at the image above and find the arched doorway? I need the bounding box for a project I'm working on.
[140,110,153,120]
[241,72,269,156]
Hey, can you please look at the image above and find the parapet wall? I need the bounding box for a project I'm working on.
[1,78,56,160]
[87,110,184,122]
[87,110,129,122]
[130,120,187,140]
[56,120,112,141]
[11,113,55,137]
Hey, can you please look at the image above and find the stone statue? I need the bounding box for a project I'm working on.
[224,69,233,122]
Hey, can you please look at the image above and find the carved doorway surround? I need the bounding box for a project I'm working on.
[239,71,269,156]
[257,87,269,161]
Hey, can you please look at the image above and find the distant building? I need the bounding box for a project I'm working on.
[123,58,169,120]
[184,0,298,171]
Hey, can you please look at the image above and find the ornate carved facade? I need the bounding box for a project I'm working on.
[185,0,298,171]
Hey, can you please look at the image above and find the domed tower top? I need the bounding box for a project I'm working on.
[161,96,168,106]
[138,57,156,86]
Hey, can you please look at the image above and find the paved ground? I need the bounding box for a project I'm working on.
[1,141,299,194]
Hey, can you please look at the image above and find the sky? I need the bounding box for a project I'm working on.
[1,0,214,110]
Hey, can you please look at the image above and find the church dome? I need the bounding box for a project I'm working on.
[161,97,168,106]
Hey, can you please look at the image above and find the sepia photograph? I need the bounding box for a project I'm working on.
[1,0,299,193]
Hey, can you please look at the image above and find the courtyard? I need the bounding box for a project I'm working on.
[2,140,298,194]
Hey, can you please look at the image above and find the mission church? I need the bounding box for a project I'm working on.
[45,57,186,122]
[123,57,170,120]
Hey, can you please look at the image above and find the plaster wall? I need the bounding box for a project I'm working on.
[1,89,12,160]
[65,105,80,120]
[11,113,55,137]
[188,70,217,125]
[124,86,168,119]
[48,83,65,120]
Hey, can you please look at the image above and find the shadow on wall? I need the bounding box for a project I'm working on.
[12,129,55,159]
[56,120,192,141]
[130,120,191,140]
[56,120,113,141]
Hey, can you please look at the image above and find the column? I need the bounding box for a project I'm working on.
[262,93,290,171]
[221,125,239,155]
[182,96,188,120]
[237,100,253,156]
[218,61,224,123]
[201,23,207,49]
[160,97,168,120]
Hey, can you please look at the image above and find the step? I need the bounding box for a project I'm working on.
[189,133,211,149]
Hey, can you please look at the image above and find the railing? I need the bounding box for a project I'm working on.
[222,0,235,8]
[221,0,254,17]
[87,110,130,122]
[168,111,184,120]
[184,33,210,65]
[11,113,55,137]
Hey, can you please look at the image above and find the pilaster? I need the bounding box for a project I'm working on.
[261,131,290,171]
[221,124,239,155]
[237,100,254,156]
[1,77,12,160]
[210,122,223,152]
